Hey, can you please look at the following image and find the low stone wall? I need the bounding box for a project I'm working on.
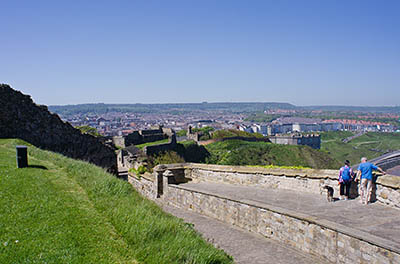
[163,184,399,264]
[127,172,157,199]
[133,162,400,209]
[165,163,400,208]
[374,175,400,208]
[128,163,400,263]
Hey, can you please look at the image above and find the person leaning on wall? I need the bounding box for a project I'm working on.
[355,157,386,205]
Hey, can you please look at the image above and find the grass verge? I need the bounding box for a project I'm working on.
[0,139,232,264]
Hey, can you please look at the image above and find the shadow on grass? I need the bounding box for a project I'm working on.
[28,165,48,170]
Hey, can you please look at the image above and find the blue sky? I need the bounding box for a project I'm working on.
[1,0,399,106]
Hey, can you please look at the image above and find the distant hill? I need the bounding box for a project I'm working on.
[49,102,400,116]
[48,102,296,115]
[301,105,400,113]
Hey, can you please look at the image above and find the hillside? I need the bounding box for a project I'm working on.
[203,140,340,169]
[321,131,400,165]
[0,139,232,264]
[0,84,116,173]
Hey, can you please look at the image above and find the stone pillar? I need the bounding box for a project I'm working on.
[155,170,164,198]
[154,165,167,198]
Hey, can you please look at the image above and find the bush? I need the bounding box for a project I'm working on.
[128,165,148,178]
[147,151,185,169]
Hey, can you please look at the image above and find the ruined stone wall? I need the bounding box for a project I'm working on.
[125,128,167,146]
[143,134,177,156]
[0,84,117,173]
[112,136,125,149]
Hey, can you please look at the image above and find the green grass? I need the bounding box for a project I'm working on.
[320,131,400,165]
[211,129,265,139]
[0,139,232,264]
[204,140,340,169]
[249,165,312,170]
[135,139,169,149]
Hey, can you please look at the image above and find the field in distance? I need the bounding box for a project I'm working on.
[320,131,400,165]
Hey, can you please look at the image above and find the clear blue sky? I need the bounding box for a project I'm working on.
[1,0,399,106]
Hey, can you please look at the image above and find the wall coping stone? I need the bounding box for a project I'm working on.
[154,163,400,189]
[128,171,154,181]
[170,183,400,255]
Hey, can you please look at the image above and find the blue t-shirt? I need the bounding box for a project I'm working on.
[358,162,378,180]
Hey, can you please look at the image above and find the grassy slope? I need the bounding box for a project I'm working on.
[204,140,340,169]
[135,139,170,149]
[320,132,400,165]
[0,139,232,264]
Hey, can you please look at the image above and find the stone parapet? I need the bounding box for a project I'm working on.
[127,172,156,199]
[129,163,400,263]
[164,184,400,264]
[153,163,400,208]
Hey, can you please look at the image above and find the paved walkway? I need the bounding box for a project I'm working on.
[178,182,400,252]
[163,205,327,264]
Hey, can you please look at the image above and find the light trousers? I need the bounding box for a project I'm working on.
[360,178,372,203]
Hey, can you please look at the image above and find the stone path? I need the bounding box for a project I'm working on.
[163,205,327,264]
[178,182,400,252]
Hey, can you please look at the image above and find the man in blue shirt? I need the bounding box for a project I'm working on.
[356,157,386,204]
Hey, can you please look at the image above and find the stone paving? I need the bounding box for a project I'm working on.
[163,205,327,264]
[178,182,400,252]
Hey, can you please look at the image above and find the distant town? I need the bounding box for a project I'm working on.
[49,103,400,137]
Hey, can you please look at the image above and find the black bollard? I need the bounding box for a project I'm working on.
[16,145,28,168]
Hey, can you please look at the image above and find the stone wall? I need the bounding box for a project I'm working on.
[127,172,157,199]
[129,163,400,263]
[184,164,399,208]
[269,134,321,149]
[163,184,399,264]
[198,136,271,146]
[143,134,177,156]
[0,84,117,173]
[125,127,167,146]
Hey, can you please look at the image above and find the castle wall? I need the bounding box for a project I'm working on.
[143,134,177,156]
[124,128,167,146]
[0,84,117,173]
[269,134,321,149]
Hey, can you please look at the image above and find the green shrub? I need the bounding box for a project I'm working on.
[147,151,185,169]
[128,165,148,178]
